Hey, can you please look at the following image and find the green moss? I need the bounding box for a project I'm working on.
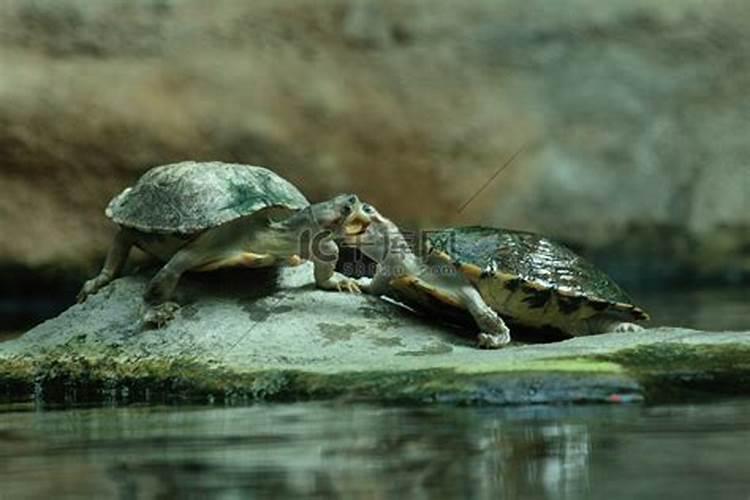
[0,353,444,405]
[1,353,259,405]
[0,358,36,401]
[285,368,635,405]
[457,358,624,375]
[3,342,749,407]
[0,350,635,407]
[593,343,750,401]
[0,352,460,405]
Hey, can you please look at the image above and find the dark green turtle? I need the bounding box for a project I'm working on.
[79,161,364,326]
[344,205,648,348]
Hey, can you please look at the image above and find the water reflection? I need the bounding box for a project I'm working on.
[1,402,749,499]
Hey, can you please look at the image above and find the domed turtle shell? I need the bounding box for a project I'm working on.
[405,226,648,333]
[106,161,309,234]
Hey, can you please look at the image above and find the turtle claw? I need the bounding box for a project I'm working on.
[76,287,92,304]
[354,277,373,294]
[77,276,108,303]
[320,273,362,294]
[142,302,181,328]
[336,279,362,294]
[610,322,643,333]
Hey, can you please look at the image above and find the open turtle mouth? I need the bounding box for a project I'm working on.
[344,224,370,245]
[342,215,371,243]
[344,221,369,237]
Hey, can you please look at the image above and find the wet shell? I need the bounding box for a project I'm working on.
[401,226,648,334]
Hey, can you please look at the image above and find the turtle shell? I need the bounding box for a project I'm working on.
[419,226,648,333]
[106,161,309,234]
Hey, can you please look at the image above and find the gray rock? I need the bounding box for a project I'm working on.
[2,264,749,406]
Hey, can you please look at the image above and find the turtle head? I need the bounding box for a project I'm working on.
[308,194,364,235]
[341,203,398,263]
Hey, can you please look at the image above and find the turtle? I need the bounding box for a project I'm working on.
[342,204,649,348]
[78,161,367,327]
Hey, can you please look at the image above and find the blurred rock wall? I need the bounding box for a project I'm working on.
[0,0,748,287]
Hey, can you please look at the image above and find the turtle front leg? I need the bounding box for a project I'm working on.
[355,269,390,296]
[311,239,361,293]
[77,229,134,303]
[459,285,511,349]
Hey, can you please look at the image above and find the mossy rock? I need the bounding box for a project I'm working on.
[1,266,748,406]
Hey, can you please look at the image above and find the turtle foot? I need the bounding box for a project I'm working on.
[77,276,110,303]
[336,278,362,294]
[354,277,373,293]
[477,332,511,349]
[142,302,181,328]
[610,322,643,333]
[474,309,511,349]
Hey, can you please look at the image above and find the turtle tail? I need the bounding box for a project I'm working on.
[591,299,650,322]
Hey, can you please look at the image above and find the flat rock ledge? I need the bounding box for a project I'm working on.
[1,265,748,407]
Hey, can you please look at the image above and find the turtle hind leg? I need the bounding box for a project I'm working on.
[459,285,511,349]
[142,244,221,328]
[77,229,134,303]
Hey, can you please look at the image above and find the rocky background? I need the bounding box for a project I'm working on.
[1,0,748,327]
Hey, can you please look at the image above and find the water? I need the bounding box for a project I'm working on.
[638,287,749,332]
[1,401,749,499]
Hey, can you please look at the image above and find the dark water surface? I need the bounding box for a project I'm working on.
[1,401,749,499]
[638,287,749,332]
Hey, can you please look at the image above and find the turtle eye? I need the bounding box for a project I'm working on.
[363,204,374,214]
[347,195,357,204]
